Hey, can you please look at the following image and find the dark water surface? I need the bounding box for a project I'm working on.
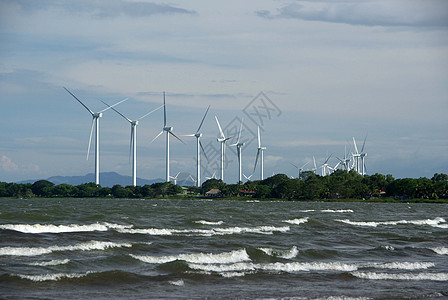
[0,198,447,299]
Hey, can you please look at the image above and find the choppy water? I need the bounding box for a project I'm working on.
[0,198,447,299]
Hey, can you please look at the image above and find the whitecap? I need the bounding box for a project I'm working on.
[371,262,435,270]
[283,217,309,225]
[351,271,448,281]
[431,247,448,255]
[335,219,378,227]
[15,271,91,282]
[258,246,299,259]
[131,248,250,265]
[168,279,184,286]
[335,217,446,228]
[299,209,315,212]
[194,220,224,225]
[29,259,70,266]
[0,222,132,234]
[321,209,354,213]
[0,241,132,256]
[258,262,358,272]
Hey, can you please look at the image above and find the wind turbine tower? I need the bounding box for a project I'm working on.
[231,118,245,183]
[215,116,232,182]
[185,106,210,187]
[64,87,127,186]
[253,126,266,180]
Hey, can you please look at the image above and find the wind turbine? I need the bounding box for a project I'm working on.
[359,135,368,175]
[152,92,184,182]
[243,173,254,181]
[352,137,367,175]
[101,101,163,186]
[336,145,351,172]
[205,171,217,180]
[170,172,181,185]
[64,87,127,186]
[231,118,245,183]
[188,174,198,186]
[253,126,266,180]
[320,154,332,176]
[290,161,309,179]
[215,116,232,182]
[185,106,210,187]
[311,156,318,175]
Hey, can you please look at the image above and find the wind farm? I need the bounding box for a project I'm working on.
[61,88,374,188]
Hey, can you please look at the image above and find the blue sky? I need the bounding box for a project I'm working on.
[1,0,447,184]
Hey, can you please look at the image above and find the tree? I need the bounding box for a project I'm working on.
[31,180,54,197]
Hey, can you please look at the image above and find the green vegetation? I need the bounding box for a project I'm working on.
[1,171,447,202]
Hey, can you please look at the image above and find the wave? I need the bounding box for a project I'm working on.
[0,240,132,256]
[119,225,290,236]
[131,248,250,265]
[370,262,435,270]
[283,217,309,225]
[258,246,299,259]
[168,279,184,286]
[29,259,70,266]
[431,247,448,255]
[14,271,91,282]
[351,271,448,281]
[194,220,224,225]
[321,209,354,213]
[0,222,132,234]
[335,217,446,228]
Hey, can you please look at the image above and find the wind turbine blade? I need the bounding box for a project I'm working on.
[257,126,261,148]
[101,100,132,123]
[169,131,186,144]
[151,130,164,143]
[87,117,95,160]
[361,134,367,153]
[236,118,243,144]
[324,154,333,164]
[98,98,128,113]
[253,149,260,172]
[301,161,310,169]
[199,140,209,162]
[215,116,225,139]
[353,137,359,154]
[163,92,167,127]
[64,87,94,116]
[313,156,317,169]
[138,104,164,120]
[224,136,234,142]
[196,105,210,134]
[289,162,299,169]
[184,134,196,137]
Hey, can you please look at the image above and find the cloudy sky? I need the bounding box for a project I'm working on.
[1,0,447,184]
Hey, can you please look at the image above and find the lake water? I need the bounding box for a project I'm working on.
[0,198,447,299]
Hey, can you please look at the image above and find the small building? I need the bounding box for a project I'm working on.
[205,189,221,198]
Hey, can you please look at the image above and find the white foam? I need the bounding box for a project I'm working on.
[258,246,299,259]
[29,259,70,266]
[321,209,354,213]
[15,272,91,282]
[299,209,315,212]
[259,262,358,272]
[371,262,435,270]
[189,262,255,273]
[351,271,448,281]
[0,241,132,256]
[131,248,250,265]
[336,217,446,228]
[283,217,309,225]
[194,220,224,225]
[431,247,448,255]
[119,225,289,236]
[0,222,132,234]
[168,279,184,286]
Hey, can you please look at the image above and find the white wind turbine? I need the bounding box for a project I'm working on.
[205,171,217,180]
[336,145,351,172]
[170,172,181,185]
[101,101,163,186]
[352,137,361,174]
[215,116,232,182]
[359,135,368,175]
[231,118,245,183]
[311,156,318,175]
[152,92,184,182]
[290,161,309,179]
[253,126,266,180]
[185,105,210,187]
[320,154,333,176]
[243,173,254,181]
[64,87,127,186]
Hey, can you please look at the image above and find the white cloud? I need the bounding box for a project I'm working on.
[1,155,19,172]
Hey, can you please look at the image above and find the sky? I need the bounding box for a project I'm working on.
[1,0,447,184]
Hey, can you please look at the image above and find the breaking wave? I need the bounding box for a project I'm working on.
[351,271,448,281]
[14,272,91,282]
[283,217,309,225]
[0,222,132,234]
[29,259,70,266]
[0,241,132,256]
[258,246,299,259]
[335,217,446,228]
[431,247,448,255]
[194,220,224,225]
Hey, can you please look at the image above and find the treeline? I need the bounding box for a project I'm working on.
[1,171,447,201]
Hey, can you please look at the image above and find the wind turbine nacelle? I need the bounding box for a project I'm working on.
[217,138,225,142]
[94,112,103,118]
[195,133,202,138]
[259,147,266,150]
[164,126,173,131]
[132,120,139,126]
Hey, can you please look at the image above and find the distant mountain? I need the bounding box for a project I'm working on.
[18,172,165,188]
